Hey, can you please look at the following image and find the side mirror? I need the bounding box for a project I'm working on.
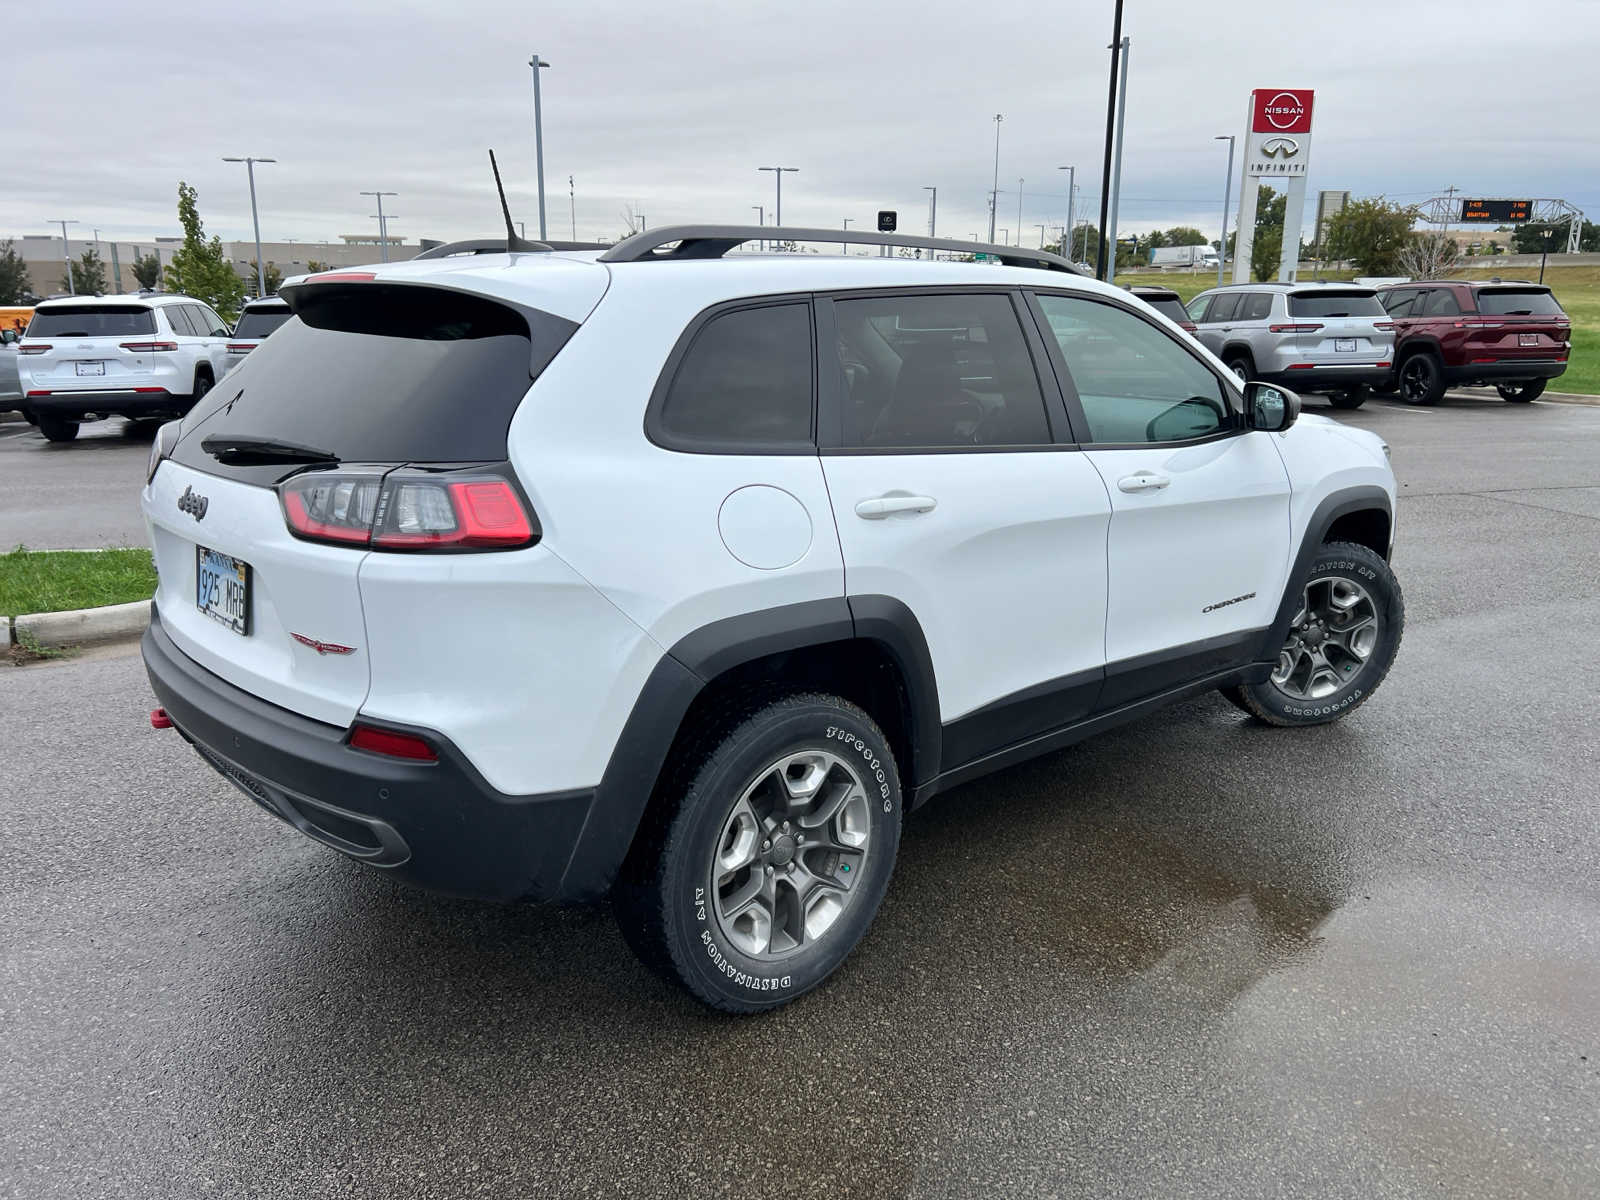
[1246,381,1300,432]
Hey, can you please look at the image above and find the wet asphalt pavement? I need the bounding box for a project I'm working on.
[3,393,1599,1198]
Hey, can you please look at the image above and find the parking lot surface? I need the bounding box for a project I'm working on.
[0,418,152,550]
[3,394,1598,1198]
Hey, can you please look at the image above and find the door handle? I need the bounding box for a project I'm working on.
[855,494,938,519]
[1117,472,1170,494]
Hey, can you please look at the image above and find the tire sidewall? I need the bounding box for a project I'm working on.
[661,699,902,1010]
[1255,545,1402,724]
[1401,353,1441,404]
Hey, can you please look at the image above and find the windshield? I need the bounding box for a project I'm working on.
[232,308,293,339]
[1475,289,1564,316]
[27,306,156,338]
[1288,292,1385,319]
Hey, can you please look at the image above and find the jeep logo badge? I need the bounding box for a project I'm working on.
[177,485,209,521]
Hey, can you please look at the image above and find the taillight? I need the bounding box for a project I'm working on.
[147,420,182,483]
[349,723,437,762]
[1269,323,1324,333]
[1453,320,1502,329]
[1374,322,1396,331]
[19,343,50,355]
[120,340,178,352]
[226,343,255,354]
[309,271,377,283]
[278,466,538,552]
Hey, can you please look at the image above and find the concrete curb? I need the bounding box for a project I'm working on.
[1456,387,1600,407]
[8,600,150,650]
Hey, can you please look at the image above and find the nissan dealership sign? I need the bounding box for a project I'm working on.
[1234,87,1316,283]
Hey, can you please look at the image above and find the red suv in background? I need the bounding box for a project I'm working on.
[1376,279,1570,404]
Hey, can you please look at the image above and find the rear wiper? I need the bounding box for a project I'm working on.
[200,434,340,465]
[1504,309,1533,316]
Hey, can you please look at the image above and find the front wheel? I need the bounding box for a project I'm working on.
[1496,380,1545,403]
[614,692,902,1012]
[37,416,80,443]
[1224,541,1404,726]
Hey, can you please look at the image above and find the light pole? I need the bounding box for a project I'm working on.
[999,228,1009,246]
[752,205,764,252]
[758,167,798,228]
[1106,36,1131,285]
[1097,0,1126,280]
[841,216,852,255]
[529,54,551,239]
[1058,166,1076,260]
[223,156,276,297]
[360,191,398,262]
[51,218,79,294]
[923,186,938,239]
[989,114,1003,243]
[1539,227,1554,283]
[1016,178,1024,246]
[1214,135,1235,287]
[1035,223,1047,248]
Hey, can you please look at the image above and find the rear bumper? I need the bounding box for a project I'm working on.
[1443,359,1567,385]
[142,604,594,903]
[1260,364,1393,392]
[24,388,191,419]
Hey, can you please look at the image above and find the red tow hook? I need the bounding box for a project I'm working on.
[150,708,174,730]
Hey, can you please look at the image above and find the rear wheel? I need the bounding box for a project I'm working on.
[1223,354,1252,385]
[37,416,80,443]
[1397,353,1446,405]
[1328,388,1367,410]
[615,691,902,1013]
[1496,380,1545,403]
[192,371,213,404]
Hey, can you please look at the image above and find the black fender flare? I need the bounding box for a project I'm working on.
[555,595,941,901]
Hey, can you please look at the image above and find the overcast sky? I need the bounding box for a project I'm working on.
[11,0,1599,251]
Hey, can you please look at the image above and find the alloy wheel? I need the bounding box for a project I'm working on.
[1271,575,1381,701]
[1399,358,1433,403]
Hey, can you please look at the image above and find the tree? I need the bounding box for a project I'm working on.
[1323,196,1416,274]
[1250,223,1283,282]
[305,259,329,274]
[1508,220,1595,254]
[1397,232,1459,279]
[163,181,246,320]
[1163,226,1209,247]
[65,248,107,295]
[0,240,30,304]
[1067,223,1103,268]
[129,251,161,291]
[249,261,285,296]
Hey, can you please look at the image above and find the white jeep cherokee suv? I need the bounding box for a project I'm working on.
[141,227,1403,1012]
[19,293,231,441]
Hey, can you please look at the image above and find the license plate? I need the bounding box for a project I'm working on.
[196,546,250,635]
[1519,333,1539,347]
[1335,338,1357,352]
[75,361,105,376]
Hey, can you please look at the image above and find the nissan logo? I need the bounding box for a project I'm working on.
[177,485,209,521]
[1263,92,1306,129]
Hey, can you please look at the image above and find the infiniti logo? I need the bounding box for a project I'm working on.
[177,485,209,521]
[1260,136,1300,159]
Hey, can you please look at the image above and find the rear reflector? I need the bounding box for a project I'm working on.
[349,724,438,762]
[1287,364,1314,369]
[133,387,168,394]
[1270,323,1324,333]
[27,390,49,396]
[1471,357,1498,364]
[150,708,173,729]
[120,341,178,352]
[19,344,50,354]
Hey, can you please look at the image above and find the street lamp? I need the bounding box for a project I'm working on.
[223,157,276,297]
[842,216,852,255]
[758,167,798,228]
[989,114,1003,243]
[49,219,78,294]
[529,54,551,239]
[1058,166,1076,261]
[360,190,398,262]
[1214,136,1235,287]
[1539,226,1554,284]
[1016,178,1024,246]
[1096,0,1126,280]
[922,186,938,240]
[752,205,764,252]
[1035,223,1047,248]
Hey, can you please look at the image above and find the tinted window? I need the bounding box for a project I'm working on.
[1037,294,1230,445]
[26,306,156,338]
[1380,289,1418,317]
[1421,288,1461,316]
[1475,289,1564,316]
[1240,293,1273,321]
[194,305,230,336]
[1204,293,1242,323]
[834,292,1050,448]
[232,307,293,339]
[1142,296,1191,324]
[163,306,198,336]
[1288,291,1385,318]
[173,284,564,470]
[657,304,813,449]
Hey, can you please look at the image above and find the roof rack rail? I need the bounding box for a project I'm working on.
[596,225,1087,274]
[414,237,609,260]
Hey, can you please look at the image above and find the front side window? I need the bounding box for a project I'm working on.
[1380,289,1418,317]
[195,304,230,336]
[163,306,198,337]
[833,292,1051,448]
[1205,293,1242,323]
[656,303,813,450]
[1185,294,1213,322]
[1036,293,1230,445]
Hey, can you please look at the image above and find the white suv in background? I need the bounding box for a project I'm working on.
[222,296,293,375]
[17,293,231,442]
[141,226,1404,1012]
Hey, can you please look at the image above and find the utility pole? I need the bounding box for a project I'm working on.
[841,216,851,255]
[989,114,1003,243]
[569,175,576,241]
[1096,0,1126,280]
[529,54,551,239]
[1058,166,1075,259]
[1441,184,1459,238]
[1035,223,1047,248]
[752,205,764,252]
[758,166,798,228]
[1215,135,1235,288]
[1539,226,1553,283]
[1017,178,1025,246]
[223,157,276,296]
[1106,36,1131,284]
[51,219,78,294]
[923,186,937,240]
[360,190,398,262]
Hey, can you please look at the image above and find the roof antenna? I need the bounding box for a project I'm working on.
[489,149,548,253]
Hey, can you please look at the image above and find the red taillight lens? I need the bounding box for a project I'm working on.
[310,271,377,283]
[349,723,437,762]
[120,340,178,352]
[1373,322,1396,331]
[278,468,537,552]
[226,343,255,353]
[19,343,50,354]
[1269,323,1324,333]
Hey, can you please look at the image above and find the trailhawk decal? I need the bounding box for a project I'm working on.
[1203,591,1257,614]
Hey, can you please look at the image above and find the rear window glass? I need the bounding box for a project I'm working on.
[232,307,292,339]
[1475,289,1564,316]
[1288,291,1385,318]
[27,306,155,338]
[1143,296,1190,324]
[175,285,569,466]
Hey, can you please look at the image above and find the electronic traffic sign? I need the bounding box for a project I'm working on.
[1460,199,1532,223]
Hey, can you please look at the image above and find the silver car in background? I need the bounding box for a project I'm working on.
[222,297,292,375]
[0,329,20,411]
[1184,282,1396,410]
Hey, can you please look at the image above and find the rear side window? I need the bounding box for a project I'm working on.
[1204,293,1241,323]
[232,307,292,339]
[655,303,813,450]
[26,306,155,338]
[1475,289,1564,316]
[1240,293,1273,321]
[174,284,571,468]
[1421,289,1461,317]
[1288,291,1385,318]
[163,306,198,336]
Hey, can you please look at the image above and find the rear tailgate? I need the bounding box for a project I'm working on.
[19,304,162,392]
[1467,287,1571,364]
[1286,290,1393,364]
